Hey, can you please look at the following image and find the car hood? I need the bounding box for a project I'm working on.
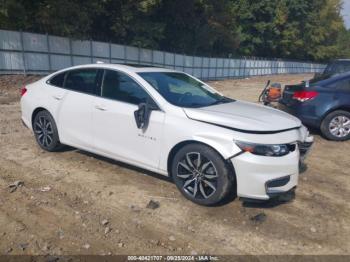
[183,101,301,132]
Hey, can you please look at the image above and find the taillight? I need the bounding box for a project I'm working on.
[292,91,318,102]
[21,86,27,96]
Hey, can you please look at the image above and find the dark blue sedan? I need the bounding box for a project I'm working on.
[279,68,350,141]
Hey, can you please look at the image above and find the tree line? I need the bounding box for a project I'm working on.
[1,0,349,61]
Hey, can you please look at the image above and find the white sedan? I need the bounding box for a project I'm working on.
[20,64,313,206]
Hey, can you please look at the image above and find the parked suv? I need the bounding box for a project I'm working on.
[279,59,350,141]
[21,64,313,205]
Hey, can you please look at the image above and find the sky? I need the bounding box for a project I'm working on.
[341,0,350,29]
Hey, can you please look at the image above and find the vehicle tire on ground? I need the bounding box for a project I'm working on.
[320,110,350,141]
[171,143,233,206]
[33,110,62,151]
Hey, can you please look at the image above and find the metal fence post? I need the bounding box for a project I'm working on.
[192,55,195,75]
[124,44,127,63]
[46,33,51,72]
[252,57,256,76]
[182,53,185,73]
[207,57,210,80]
[90,39,93,63]
[19,30,26,75]
[209,55,212,80]
[271,59,273,75]
[214,57,218,80]
[242,58,245,78]
[223,57,226,79]
[109,42,112,63]
[69,37,73,66]
[238,58,241,78]
[200,56,204,80]
[243,57,246,78]
[151,49,154,65]
[138,45,141,65]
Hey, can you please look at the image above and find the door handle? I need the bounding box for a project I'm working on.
[53,94,63,100]
[95,105,107,111]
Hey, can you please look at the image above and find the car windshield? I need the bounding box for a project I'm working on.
[138,72,233,108]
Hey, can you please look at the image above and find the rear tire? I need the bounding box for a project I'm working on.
[171,143,233,206]
[33,110,62,151]
[320,110,350,141]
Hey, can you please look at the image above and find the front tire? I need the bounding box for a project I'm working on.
[171,143,233,206]
[33,110,62,151]
[320,110,350,141]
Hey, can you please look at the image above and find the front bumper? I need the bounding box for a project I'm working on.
[231,149,300,200]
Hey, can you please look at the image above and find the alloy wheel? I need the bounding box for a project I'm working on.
[176,152,218,199]
[329,115,350,138]
[34,116,54,148]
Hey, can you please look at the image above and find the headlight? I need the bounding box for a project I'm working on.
[235,141,294,157]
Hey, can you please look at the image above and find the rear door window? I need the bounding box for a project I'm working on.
[64,69,99,95]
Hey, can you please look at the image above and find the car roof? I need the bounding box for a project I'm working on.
[62,63,177,73]
[332,59,350,62]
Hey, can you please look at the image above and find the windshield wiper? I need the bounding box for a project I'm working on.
[209,96,233,106]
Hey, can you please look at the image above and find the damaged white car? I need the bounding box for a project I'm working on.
[21,64,313,205]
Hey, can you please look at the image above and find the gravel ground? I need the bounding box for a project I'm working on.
[0,73,349,255]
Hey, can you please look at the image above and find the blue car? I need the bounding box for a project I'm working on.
[279,59,350,141]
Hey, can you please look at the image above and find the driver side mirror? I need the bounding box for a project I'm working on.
[134,101,157,129]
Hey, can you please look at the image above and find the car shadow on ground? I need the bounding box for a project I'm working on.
[77,149,174,184]
[218,188,295,208]
[51,145,173,183]
[241,191,296,209]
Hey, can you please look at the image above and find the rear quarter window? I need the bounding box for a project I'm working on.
[48,72,66,87]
